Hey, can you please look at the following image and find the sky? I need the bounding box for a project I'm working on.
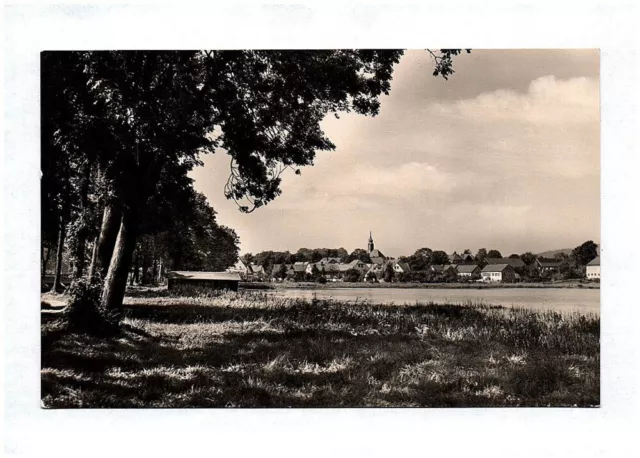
[190,49,600,258]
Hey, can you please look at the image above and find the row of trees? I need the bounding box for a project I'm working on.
[42,49,465,327]
[242,246,510,273]
[244,241,599,284]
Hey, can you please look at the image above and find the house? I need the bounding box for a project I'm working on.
[393,261,411,274]
[459,252,475,263]
[535,257,565,273]
[448,252,464,265]
[456,264,481,278]
[586,256,600,280]
[430,264,457,274]
[292,262,309,279]
[343,259,371,273]
[485,257,526,269]
[365,262,386,280]
[365,260,410,280]
[271,263,295,281]
[307,262,340,279]
[481,264,516,283]
[167,271,241,291]
[226,259,251,277]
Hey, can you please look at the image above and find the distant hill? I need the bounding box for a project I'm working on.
[536,248,574,258]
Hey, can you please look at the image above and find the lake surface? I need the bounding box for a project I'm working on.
[268,287,600,315]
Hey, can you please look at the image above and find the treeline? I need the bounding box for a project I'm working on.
[43,175,240,288]
[243,241,599,283]
[242,248,350,270]
[41,52,241,304]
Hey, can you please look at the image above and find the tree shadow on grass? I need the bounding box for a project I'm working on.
[42,301,600,408]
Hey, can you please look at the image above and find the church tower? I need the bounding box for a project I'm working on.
[368,231,374,253]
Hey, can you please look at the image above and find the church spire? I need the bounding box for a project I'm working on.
[368,231,374,253]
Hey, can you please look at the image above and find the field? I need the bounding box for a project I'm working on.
[41,290,600,408]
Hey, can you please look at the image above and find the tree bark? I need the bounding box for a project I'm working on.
[41,245,51,282]
[140,250,149,285]
[88,236,99,278]
[157,258,163,284]
[133,252,140,285]
[100,209,138,314]
[95,202,122,279]
[51,220,66,292]
[151,257,158,285]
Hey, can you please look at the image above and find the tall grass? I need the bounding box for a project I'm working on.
[42,291,599,408]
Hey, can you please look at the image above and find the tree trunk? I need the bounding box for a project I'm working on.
[51,220,66,293]
[41,245,51,282]
[88,236,99,278]
[140,250,149,285]
[133,253,140,284]
[151,258,158,285]
[95,202,122,279]
[157,258,163,284]
[100,209,138,315]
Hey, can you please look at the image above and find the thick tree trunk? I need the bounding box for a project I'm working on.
[51,221,66,292]
[100,209,138,314]
[96,202,122,279]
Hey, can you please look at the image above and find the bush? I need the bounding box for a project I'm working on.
[66,277,119,334]
[343,268,363,283]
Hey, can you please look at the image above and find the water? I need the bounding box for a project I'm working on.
[267,287,600,315]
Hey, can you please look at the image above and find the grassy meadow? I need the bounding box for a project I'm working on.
[41,290,600,408]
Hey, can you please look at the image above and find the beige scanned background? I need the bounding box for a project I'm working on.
[192,49,600,257]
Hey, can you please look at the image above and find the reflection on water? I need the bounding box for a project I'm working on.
[268,287,600,315]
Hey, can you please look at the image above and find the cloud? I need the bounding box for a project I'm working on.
[430,75,599,126]
[192,52,600,256]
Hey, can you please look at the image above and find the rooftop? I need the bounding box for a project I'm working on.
[457,264,480,273]
[486,257,525,268]
[168,271,241,281]
[482,264,512,273]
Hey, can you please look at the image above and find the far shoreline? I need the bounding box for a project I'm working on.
[242,281,600,291]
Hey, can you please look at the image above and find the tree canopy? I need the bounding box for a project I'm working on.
[571,241,599,266]
[41,49,467,319]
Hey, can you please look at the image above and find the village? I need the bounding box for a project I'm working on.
[226,233,601,284]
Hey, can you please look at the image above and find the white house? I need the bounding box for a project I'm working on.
[481,264,516,283]
[586,256,600,280]
[392,261,411,273]
[226,259,250,277]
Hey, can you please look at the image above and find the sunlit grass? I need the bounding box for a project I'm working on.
[42,291,599,408]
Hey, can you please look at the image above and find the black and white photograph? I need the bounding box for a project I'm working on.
[39,48,600,408]
[4,3,640,457]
